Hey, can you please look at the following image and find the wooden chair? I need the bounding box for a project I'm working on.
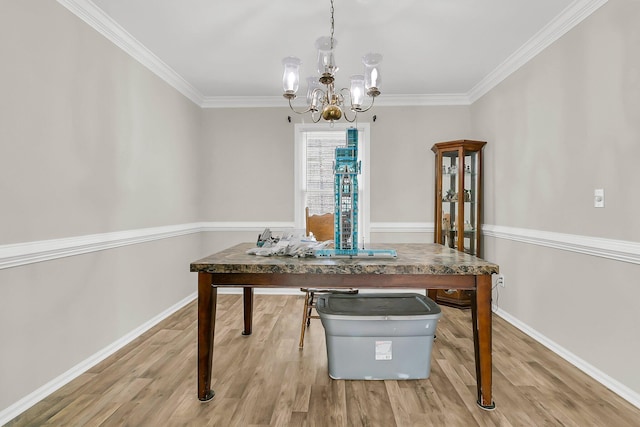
[299,208,357,349]
[305,207,334,241]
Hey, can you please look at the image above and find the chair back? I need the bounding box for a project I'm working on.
[305,207,334,241]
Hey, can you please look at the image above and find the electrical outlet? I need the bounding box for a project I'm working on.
[497,274,505,288]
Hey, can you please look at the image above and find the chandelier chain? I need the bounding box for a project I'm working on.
[330,0,335,50]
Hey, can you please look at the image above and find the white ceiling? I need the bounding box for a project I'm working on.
[61,0,607,106]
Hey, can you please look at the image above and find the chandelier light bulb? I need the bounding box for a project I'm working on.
[362,53,382,96]
[282,56,302,97]
[349,75,365,108]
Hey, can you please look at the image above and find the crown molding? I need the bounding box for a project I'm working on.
[56,0,204,106]
[468,0,608,103]
[200,94,473,109]
[200,96,285,109]
[57,0,607,109]
[375,94,471,107]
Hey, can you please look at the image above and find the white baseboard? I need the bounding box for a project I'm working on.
[0,292,197,426]
[494,306,640,409]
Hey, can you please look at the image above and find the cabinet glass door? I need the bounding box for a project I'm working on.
[439,149,480,256]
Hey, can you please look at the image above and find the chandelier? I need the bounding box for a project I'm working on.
[281,0,382,123]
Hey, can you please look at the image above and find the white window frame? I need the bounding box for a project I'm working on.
[294,122,371,244]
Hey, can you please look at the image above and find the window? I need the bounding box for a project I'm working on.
[294,123,370,243]
[305,131,346,215]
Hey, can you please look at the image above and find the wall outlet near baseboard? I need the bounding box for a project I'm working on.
[497,274,505,288]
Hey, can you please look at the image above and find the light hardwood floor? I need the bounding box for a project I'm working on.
[7,294,640,426]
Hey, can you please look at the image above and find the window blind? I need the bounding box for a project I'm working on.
[305,131,346,215]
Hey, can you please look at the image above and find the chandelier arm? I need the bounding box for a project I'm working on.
[311,111,322,123]
[342,109,357,123]
[287,97,315,115]
[353,95,377,113]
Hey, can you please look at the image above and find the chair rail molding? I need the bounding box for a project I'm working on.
[483,224,640,265]
[0,222,295,270]
[370,222,434,233]
[3,222,638,270]
[0,223,205,270]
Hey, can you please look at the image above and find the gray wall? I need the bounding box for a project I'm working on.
[199,106,472,224]
[200,107,295,222]
[0,0,202,411]
[471,0,640,395]
[2,0,639,418]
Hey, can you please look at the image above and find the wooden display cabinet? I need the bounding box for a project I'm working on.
[432,140,486,308]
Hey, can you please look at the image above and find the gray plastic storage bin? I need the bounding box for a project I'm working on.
[316,293,442,380]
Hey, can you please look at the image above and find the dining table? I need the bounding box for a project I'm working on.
[190,242,499,409]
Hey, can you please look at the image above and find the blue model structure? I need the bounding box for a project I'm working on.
[315,128,396,258]
[334,127,359,253]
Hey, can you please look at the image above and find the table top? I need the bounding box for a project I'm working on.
[191,242,499,276]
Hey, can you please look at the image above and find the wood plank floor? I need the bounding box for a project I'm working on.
[6,294,640,426]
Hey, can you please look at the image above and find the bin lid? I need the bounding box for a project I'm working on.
[316,293,441,317]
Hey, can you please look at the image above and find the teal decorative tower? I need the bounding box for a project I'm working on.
[333,127,360,254]
[315,127,396,259]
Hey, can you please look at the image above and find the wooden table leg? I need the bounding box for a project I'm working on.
[242,287,254,336]
[197,272,217,401]
[472,274,495,409]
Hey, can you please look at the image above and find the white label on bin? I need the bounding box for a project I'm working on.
[375,341,392,360]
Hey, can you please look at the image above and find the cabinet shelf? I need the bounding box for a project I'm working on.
[442,172,477,177]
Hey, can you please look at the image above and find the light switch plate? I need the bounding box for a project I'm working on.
[594,188,605,208]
